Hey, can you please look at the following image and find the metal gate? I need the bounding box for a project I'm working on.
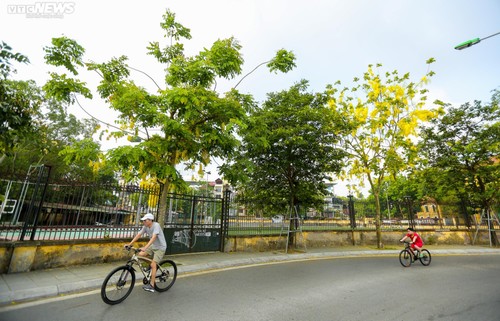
[163,190,229,254]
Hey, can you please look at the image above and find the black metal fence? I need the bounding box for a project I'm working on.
[1,173,498,244]
[0,175,225,253]
[226,196,500,236]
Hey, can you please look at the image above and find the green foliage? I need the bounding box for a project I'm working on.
[0,93,105,182]
[267,49,296,73]
[159,9,192,41]
[0,42,37,157]
[147,9,191,64]
[44,36,85,75]
[419,90,500,209]
[164,37,243,88]
[204,37,243,79]
[0,79,43,156]
[224,80,348,214]
[57,137,116,183]
[93,9,295,192]
[87,56,130,98]
[0,41,29,78]
[43,73,92,104]
[59,138,101,164]
[0,41,104,181]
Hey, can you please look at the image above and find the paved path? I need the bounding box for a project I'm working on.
[1,245,499,306]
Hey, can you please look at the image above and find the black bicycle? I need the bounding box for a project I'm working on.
[399,241,431,267]
[101,246,177,305]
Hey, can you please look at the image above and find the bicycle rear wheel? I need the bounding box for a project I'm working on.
[399,249,412,267]
[101,266,135,305]
[419,249,431,266]
[154,259,177,292]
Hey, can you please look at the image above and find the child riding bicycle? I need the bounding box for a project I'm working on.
[400,227,424,259]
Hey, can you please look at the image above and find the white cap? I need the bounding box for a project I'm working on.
[140,213,155,221]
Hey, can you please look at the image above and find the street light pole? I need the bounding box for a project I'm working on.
[454,31,500,50]
[205,171,211,197]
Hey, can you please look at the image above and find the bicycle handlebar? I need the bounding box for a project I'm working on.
[124,245,142,253]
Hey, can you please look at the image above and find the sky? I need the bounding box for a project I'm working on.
[1,0,499,196]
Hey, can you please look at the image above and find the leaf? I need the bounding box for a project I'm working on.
[43,73,92,103]
[267,49,296,73]
[426,57,436,64]
[44,37,85,75]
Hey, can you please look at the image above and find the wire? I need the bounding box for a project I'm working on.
[73,95,147,140]
[127,65,162,91]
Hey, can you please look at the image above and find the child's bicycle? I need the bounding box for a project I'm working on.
[101,246,177,305]
[399,241,432,267]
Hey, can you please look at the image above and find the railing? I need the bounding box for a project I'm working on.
[225,215,497,236]
[0,223,139,241]
[0,177,225,242]
[1,177,498,242]
[1,216,497,241]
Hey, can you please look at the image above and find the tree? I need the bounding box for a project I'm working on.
[419,90,500,244]
[0,93,110,182]
[328,60,439,248]
[42,9,296,226]
[0,42,38,164]
[0,41,105,182]
[223,80,348,230]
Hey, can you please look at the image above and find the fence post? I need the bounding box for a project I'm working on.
[189,195,197,251]
[20,165,50,241]
[220,187,231,252]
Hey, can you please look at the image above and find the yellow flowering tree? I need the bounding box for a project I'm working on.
[328,59,439,248]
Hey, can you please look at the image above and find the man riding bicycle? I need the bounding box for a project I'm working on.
[125,213,167,293]
[400,227,423,259]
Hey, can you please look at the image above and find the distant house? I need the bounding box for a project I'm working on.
[416,197,442,221]
[213,178,224,198]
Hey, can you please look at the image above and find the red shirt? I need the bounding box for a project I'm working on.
[407,232,423,246]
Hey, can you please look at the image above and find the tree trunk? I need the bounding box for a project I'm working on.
[157,181,170,227]
[373,191,383,248]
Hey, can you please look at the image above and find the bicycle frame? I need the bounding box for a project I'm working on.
[126,247,164,281]
[403,242,418,256]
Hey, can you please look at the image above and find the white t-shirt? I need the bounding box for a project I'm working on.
[140,222,167,250]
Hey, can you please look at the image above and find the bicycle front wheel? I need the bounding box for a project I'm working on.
[101,266,135,305]
[419,249,431,266]
[399,249,412,267]
[155,259,177,292]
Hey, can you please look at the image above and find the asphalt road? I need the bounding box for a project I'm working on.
[1,255,499,321]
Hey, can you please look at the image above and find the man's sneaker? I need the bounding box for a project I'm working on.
[143,284,155,293]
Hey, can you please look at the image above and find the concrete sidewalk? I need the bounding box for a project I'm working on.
[1,245,499,306]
